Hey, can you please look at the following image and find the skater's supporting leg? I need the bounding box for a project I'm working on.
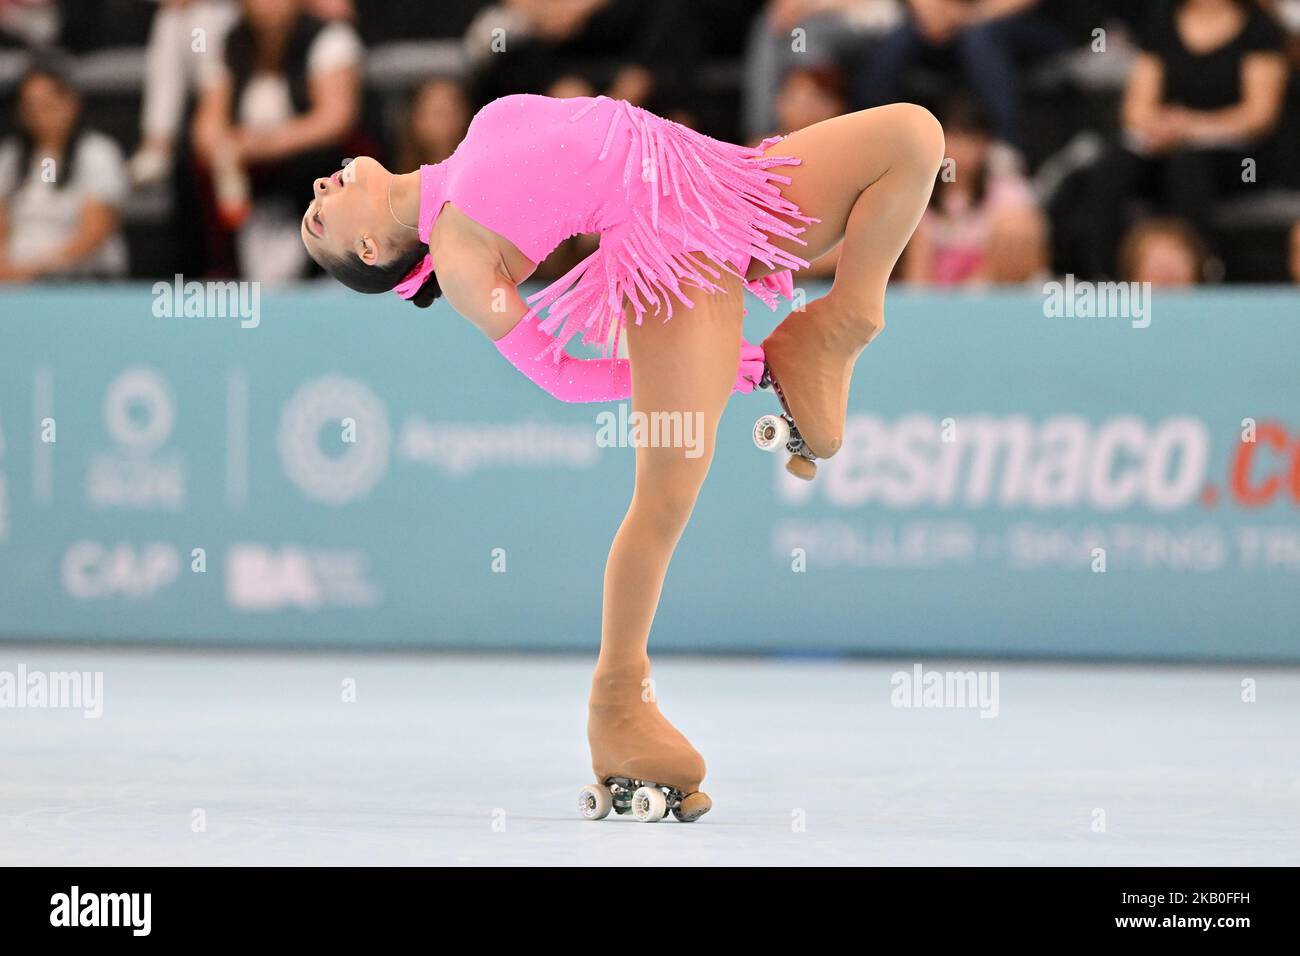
[588,263,742,790]
[748,102,946,328]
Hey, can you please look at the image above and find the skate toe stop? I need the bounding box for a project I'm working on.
[674,791,712,822]
[785,455,817,481]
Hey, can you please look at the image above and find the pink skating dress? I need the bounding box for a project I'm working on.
[416,94,815,359]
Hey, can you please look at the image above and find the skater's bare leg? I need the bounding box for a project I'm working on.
[748,103,945,324]
[589,263,742,793]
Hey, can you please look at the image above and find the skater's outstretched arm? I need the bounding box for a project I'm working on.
[440,250,765,403]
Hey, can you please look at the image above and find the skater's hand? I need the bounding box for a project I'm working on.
[732,338,765,394]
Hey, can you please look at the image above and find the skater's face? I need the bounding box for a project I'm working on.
[301,156,395,268]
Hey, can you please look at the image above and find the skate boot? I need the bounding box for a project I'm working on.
[752,297,882,480]
[578,665,712,823]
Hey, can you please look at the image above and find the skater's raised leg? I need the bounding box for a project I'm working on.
[749,104,945,459]
[589,261,743,797]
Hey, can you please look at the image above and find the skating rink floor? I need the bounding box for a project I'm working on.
[2,647,1297,866]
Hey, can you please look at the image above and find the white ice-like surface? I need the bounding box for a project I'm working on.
[1,648,1297,866]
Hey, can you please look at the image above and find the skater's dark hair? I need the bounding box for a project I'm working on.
[316,238,443,308]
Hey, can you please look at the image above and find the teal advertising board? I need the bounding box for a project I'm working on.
[1,284,1296,660]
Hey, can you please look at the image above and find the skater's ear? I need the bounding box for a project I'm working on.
[310,237,440,304]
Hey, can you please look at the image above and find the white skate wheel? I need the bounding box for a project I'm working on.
[631,786,667,823]
[753,414,790,452]
[577,783,613,820]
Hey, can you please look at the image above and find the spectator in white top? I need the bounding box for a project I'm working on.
[191,0,363,280]
[131,0,241,185]
[131,0,352,185]
[0,60,129,283]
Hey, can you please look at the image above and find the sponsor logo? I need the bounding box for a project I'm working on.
[61,541,180,599]
[399,417,599,475]
[277,376,390,506]
[86,368,186,511]
[779,414,1299,512]
[226,544,381,611]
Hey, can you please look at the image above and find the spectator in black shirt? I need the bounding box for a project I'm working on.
[1080,0,1288,278]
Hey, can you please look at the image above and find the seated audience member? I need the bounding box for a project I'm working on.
[1083,0,1288,279]
[545,75,600,99]
[901,95,1047,285]
[0,0,58,48]
[397,77,473,170]
[1118,217,1208,286]
[469,0,698,117]
[132,0,241,185]
[0,61,129,282]
[1289,220,1300,282]
[191,0,363,281]
[1267,0,1300,66]
[769,64,854,277]
[773,63,851,135]
[853,0,1068,149]
[744,0,899,142]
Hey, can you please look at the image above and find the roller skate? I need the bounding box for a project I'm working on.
[577,666,712,823]
[752,297,882,481]
[751,365,818,481]
[578,777,712,823]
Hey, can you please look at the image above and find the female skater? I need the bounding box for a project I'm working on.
[301,93,943,821]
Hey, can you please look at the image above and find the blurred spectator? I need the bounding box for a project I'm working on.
[353,0,482,44]
[1267,0,1300,64]
[1289,220,1300,281]
[772,64,854,277]
[191,0,363,281]
[305,0,354,22]
[1119,217,1207,286]
[396,77,472,170]
[1080,0,1288,279]
[744,0,900,141]
[853,0,1068,149]
[902,94,1046,285]
[0,60,129,282]
[132,0,241,185]
[468,0,701,118]
[0,0,58,48]
[546,75,599,99]
[774,63,850,135]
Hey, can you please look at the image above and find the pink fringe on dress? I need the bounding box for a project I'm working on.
[522,99,817,360]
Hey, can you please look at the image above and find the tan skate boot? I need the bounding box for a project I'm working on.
[755,296,883,479]
[577,662,712,823]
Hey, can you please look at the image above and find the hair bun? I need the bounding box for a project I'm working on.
[408,271,442,309]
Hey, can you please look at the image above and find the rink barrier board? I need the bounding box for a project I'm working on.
[0,284,1297,661]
